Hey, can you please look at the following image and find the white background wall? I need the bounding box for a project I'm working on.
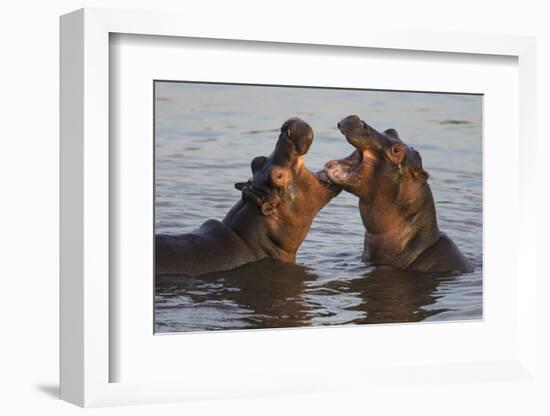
[0,1,547,414]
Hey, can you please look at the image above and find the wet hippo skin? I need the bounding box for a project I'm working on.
[156,118,341,277]
[324,115,472,273]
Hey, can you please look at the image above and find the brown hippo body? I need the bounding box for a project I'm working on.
[156,118,340,277]
[406,232,472,273]
[325,115,472,273]
[155,218,257,277]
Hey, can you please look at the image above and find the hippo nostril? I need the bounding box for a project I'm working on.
[337,122,342,129]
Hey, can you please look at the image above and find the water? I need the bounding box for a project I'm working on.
[154,82,483,333]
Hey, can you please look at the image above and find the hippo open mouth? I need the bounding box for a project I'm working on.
[324,149,365,185]
[324,115,389,186]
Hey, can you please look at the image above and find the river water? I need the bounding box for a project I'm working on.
[154,82,483,333]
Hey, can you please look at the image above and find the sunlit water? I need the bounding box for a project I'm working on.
[154,82,483,333]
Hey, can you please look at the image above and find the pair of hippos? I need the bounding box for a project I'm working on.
[156,115,473,277]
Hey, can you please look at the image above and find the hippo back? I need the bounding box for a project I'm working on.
[406,233,473,273]
[155,219,258,277]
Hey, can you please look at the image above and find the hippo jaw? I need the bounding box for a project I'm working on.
[324,115,407,191]
[323,115,386,188]
[323,149,365,186]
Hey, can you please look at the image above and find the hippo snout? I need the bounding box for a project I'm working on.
[279,117,313,156]
[338,115,362,131]
[343,115,361,124]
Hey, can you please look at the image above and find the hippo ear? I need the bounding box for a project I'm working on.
[409,166,429,183]
[384,128,400,139]
[251,156,267,175]
[234,182,247,191]
[260,200,279,216]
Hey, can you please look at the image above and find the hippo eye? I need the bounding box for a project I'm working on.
[271,168,288,186]
[391,145,402,155]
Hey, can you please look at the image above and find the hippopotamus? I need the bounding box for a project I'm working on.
[156,118,341,277]
[324,115,472,273]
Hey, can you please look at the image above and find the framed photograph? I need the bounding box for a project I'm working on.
[152,81,483,333]
[60,8,538,407]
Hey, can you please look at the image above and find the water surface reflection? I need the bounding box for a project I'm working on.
[155,260,474,332]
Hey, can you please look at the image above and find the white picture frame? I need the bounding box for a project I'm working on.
[60,7,538,408]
